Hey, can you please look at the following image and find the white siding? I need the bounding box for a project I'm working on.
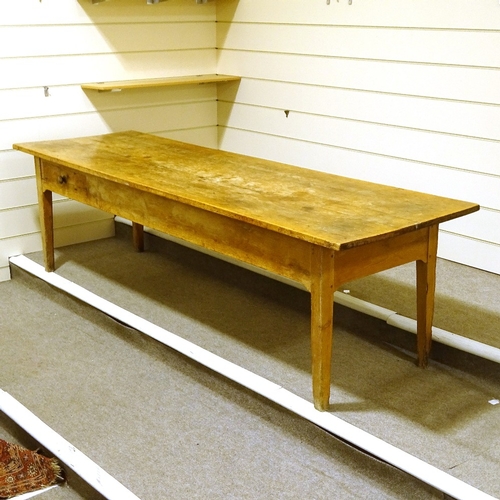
[216,0,500,275]
[0,0,218,281]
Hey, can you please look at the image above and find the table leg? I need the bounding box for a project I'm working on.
[34,158,55,272]
[310,245,335,411]
[416,224,439,368]
[132,222,144,252]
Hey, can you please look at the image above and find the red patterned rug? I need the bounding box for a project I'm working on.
[0,439,63,498]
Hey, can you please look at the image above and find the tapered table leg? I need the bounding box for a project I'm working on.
[416,224,439,367]
[34,158,55,272]
[310,245,336,411]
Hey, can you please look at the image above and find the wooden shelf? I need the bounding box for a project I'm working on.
[81,74,241,92]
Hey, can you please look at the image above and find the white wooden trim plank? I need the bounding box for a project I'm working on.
[216,51,500,105]
[0,178,37,210]
[0,151,35,181]
[0,100,218,150]
[439,232,500,275]
[0,84,217,122]
[0,0,215,25]
[33,100,217,144]
[217,0,500,30]
[0,201,113,240]
[218,102,500,176]
[0,22,215,59]
[0,219,114,281]
[217,23,500,68]
[218,79,500,142]
[441,209,500,246]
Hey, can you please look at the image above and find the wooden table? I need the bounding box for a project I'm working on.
[14,131,479,411]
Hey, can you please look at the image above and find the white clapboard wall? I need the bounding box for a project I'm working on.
[0,0,218,282]
[2,0,498,282]
[216,0,500,275]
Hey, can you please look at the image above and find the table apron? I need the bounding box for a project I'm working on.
[40,160,313,287]
[333,227,432,288]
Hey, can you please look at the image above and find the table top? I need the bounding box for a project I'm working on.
[14,131,479,251]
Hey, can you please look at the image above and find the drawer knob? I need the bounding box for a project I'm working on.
[58,175,67,185]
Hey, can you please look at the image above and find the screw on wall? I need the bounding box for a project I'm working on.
[284,110,290,118]
[44,87,50,97]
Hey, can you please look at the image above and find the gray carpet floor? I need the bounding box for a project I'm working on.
[1,222,499,499]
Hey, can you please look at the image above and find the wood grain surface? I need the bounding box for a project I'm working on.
[14,131,479,251]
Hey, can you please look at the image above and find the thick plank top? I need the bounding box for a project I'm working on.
[14,131,479,250]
